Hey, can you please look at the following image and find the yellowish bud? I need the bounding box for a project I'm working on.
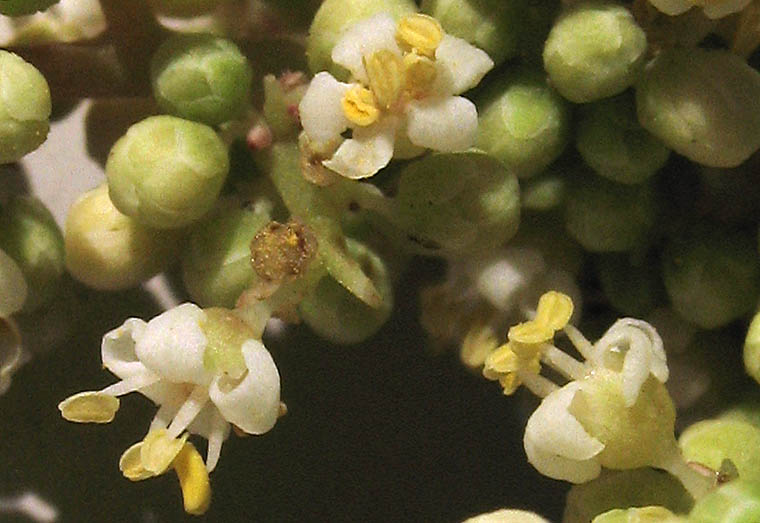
[341,85,380,126]
[396,14,443,58]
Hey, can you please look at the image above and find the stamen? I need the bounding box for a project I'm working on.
[534,291,574,331]
[396,14,444,58]
[519,371,559,398]
[341,85,380,126]
[141,429,188,475]
[539,343,586,381]
[403,52,437,99]
[150,401,181,432]
[100,372,161,397]
[205,410,228,473]
[167,386,210,440]
[363,50,404,110]
[119,442,153,481]
[173,442,212,516]
[58,391,120,423]
[563,323,595,360]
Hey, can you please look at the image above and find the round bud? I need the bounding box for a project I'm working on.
[64,185,181,291]
[0,196,64,312]
[151,34,253,126]
[592,506,684,523]
[543,3,647,103]
[393,151,520,256]
[661,224,760,329]
[597,253,663,317]
[476,66,571,178]
[299,238,393,344]
[576,93,670,184]
[106,115,229,229]
[182,198,272,308]
[420,0,521,66]
[564,170,658,252]
[636,47,760,167]
[0,51,51,164]
[0,0,58,16]
[679,418,760,483]
[306,0,416,80]
[745,310,760,385]
[689,480,760,522]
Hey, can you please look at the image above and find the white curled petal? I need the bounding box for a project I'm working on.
[209,339,280,435]
[433,34,494,96]
[524,382,604,483]
[331,13,401,83]
[621,335,653,407]
[0,248,27,317]
[298,72,351,144]
[475,248,546,312]
[406,96,478,152]
[323,117,398,179]
[647,0,693,15]
[135,303,211,386]
[101,318,149,379]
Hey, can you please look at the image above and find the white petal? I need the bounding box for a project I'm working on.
[0,248,27,317]
[406,96,477,152]
[135,303,211,386]
[331,13,401,84]
[298,72,351,144]
[433,34,494,96]
[524,382,604,483]
[703,0,752,18]
[323,117,397,179]
[475,248,546,312]
[101,318,149,379]
[209,339,280,435]
[647,0,693,16]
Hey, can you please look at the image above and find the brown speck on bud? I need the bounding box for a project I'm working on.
[249,219,318,299]
[246,123,273,151]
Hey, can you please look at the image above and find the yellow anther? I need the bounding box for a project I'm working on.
[508,321,555,345]
[533,291,574,331]
[173,442,212,516]
[119,442,153,481]
[461,323,498,369]
[58,391,120,424]
[140,429,189,475]
[498,373,520,395]
[396,13,444,58]
[363,50,404,110]
[403,52,437,99]
[341,85,380,126]
[484,343,520,375]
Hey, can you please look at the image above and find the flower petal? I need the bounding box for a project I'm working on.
[323,117,398,179]
[298,72,351,144]
[134,303,211,386]
[331,13,401,84]
[209,339,280,435]
[0,248,26,316]
[101,318,148,379]
[406,96,477,152]
[433,34,494,96]
[523,382,604,483]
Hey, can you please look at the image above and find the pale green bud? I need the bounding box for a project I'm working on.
[593,506,684,523]
[661,224,760,329]
[306,0,416,80]
[420,0,522,66]
[0,196,64,312]
[597,253,663,317]
[106,115,229,229]
[151,34,253,126]
[0,51,51,164]
[476,65,570,178]
[543,2,647,103]
[636,48,760,168]
[0,0,58,16]
[65,185,181,291]
[679,418,760,483]
[746,310,760,385]
[689,480,760,522]
[299,238,393,344]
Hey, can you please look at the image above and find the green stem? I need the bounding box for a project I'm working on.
[659,446,716,501]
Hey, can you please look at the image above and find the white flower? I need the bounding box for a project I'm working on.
[648,0,751,19]
[298,12,494,179]
[59,303,281,474]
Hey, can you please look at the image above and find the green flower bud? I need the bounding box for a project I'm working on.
[182,197,273,308]
[520,173,565,212]
[306,0,416,80]
[746,310,760,385]
[597,252,663,317]
[661,224,760,329]
[564,171,658,252]
[577,93,670,184]
[299,237,393,344]
[476,66,571,178]
[106,115,229,229]
[593,506,684,523]
[543,2,647,103]
[689,480,760,522]
[679,418,760,483]
[0,51,51,164]
[636,48,760,168]
[570,371,677,470]
[393,151,520,256]
[0,0,58,16]
[65,185,181,291]
[420,0,522,66]
[151,34,253,126]
[564,469,693,523]
[0,196,64,312]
